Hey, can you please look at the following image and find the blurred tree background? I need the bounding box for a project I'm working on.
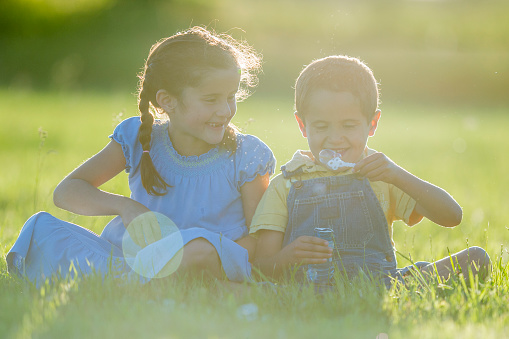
[0,0,508,106]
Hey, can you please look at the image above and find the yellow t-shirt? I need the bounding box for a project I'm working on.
[250,149,422,246]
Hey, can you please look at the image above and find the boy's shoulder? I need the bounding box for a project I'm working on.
[365,147,377,156]
[281,150,319,173]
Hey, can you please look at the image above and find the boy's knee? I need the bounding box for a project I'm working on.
[467,246,490,265]
[466,246,491,278]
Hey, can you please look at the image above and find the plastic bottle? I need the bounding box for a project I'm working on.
[306,227,335,284]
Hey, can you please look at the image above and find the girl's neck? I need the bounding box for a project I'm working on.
[167,123,215,157]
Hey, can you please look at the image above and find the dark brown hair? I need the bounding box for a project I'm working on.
[137,26,261,195]
[295,55,380,122]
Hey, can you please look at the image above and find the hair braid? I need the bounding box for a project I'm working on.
[222,124,238,152]
[134,26,261,195]
[138,85,169,195]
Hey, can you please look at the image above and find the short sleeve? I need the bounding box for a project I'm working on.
[235,134,276,187]
[109,117,142,173]
[249,174,289,235]
[390,184,421,226]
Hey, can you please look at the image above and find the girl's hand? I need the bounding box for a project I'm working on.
[120,199,161,248]
[353,152,402,184]
[277,236,332,266]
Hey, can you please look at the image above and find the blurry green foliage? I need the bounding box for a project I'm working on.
[0,0,508,104]
[0,0,115,36]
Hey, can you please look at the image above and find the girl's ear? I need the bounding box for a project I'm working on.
[294,112,307,138]
[368,110,381,137]
[156,89,177,113]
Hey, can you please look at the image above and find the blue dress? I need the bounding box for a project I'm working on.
[6,117,276,287]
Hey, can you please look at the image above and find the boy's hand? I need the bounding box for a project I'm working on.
[353,152,402,184]
[278,236,333,266]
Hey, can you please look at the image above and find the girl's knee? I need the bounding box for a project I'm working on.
[182,238,220,271]
[31,211,54,225]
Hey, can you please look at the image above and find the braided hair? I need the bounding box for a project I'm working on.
[136,26,261,195]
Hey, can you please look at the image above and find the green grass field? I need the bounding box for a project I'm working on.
[1,89,509,338]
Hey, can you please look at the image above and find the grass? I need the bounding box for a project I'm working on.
[1,88,509,338]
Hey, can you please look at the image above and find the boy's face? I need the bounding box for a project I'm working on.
[296,89,380,165]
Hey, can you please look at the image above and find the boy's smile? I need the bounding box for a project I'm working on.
[296,89,380,166]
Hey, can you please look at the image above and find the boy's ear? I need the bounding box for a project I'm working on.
[368,110,381,137]
[156,89,178,112]
[294,112,307,138]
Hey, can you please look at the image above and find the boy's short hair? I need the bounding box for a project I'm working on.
[295,55,380,122]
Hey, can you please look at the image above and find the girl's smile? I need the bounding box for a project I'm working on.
[157,67,241,157]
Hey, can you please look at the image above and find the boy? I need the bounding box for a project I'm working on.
[251,55,489,284]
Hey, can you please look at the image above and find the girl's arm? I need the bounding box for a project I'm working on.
[54,141,154,239]
[236,172,270,259]
[240,173,270,227]
[354,152,462,227]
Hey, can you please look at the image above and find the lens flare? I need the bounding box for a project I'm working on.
[122,212,184,279]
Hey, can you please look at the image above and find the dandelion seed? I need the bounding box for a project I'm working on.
[163,298,176,311]
[236,303,258,321]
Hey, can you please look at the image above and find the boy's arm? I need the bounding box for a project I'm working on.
[391,167,462,227]
[354,152,462,227]
[253,230,332,279]
[252,230,285,278]
[250,175,332,279]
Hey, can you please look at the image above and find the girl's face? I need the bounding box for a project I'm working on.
[297,89,379,165]
[166,68,241,156]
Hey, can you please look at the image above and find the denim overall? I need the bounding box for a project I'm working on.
[281,166,398,286]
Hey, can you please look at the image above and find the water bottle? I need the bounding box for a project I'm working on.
[306,227,335,284]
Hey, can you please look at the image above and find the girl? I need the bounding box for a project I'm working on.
[7,26,275,287]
